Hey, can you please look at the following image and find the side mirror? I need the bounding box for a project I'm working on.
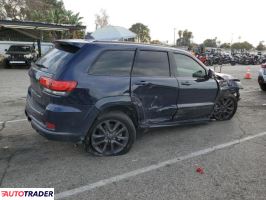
[193,69,210,79]
[4,49,7,52]
[208,69,214,78]
[192,70,204,78]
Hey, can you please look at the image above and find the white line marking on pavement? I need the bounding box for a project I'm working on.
[55,131,266,200]
[0,118,27,125]
[241,89,261,93]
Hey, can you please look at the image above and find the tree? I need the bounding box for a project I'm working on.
[231,41,253,50]
[178,30,182,39]
[1,0,83,25]
[0,0,84,39]
[95,9,109,30]
[129,23,151,43]
[0,0,26,20]
[256,41,266,51]
[220,43,231,49]
[176,29,193,46]
[203,37,217,47]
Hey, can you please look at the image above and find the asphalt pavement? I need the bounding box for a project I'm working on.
[0,65,265,200]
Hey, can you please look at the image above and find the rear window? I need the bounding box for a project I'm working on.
[89,50,135,76]
[35,43,79,74]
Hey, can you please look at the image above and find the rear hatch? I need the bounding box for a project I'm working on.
[28,41,83,122]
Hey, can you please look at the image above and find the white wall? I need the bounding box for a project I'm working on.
[0,41,54,55]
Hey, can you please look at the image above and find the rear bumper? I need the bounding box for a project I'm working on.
[25,92,99,143]
[25,109,82,142]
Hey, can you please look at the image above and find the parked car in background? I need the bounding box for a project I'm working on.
[258,63,266,91]
[25,40,241,156]
[4,44,38,68]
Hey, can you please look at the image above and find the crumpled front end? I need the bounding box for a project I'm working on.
[215,72,243,101]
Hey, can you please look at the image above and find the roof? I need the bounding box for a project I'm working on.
[55,39,189,54]
[0,19,86,31]
[91,25,136,40]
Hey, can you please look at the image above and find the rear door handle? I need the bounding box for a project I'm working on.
[135,81,149,86]
[181,81,192,86]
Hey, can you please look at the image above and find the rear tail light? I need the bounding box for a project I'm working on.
[261,64,266,68]
[39,76,77,95]
[46,122,56,130]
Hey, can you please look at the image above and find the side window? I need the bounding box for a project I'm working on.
[174,54,206,78]
[89,50,135,76]
[132,51,170,76]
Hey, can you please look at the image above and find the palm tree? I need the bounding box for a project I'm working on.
[178,30,182,39]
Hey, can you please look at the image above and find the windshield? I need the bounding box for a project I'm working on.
[8,45,31,52]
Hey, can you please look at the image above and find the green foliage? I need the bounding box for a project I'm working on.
[25,0,83,25]
[256,41,266,51]
[176,29,193,46]
[231,41,253,50]
[203,38,217,47]
[129,23,151,43]
[220,43,231,49]
[0,0,26,20]
[0,0,84,40]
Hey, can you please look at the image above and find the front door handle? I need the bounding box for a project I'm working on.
[135,81,149,86]
[181,81,192,86]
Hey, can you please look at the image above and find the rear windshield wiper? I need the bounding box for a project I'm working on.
[35,63,47,69]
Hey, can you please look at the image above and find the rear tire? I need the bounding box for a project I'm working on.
[212,94,237,121]
[85,112,136,156]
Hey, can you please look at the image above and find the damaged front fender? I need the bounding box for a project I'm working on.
[215,72,243,101]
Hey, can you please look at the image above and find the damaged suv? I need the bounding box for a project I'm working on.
[25,40,241,156]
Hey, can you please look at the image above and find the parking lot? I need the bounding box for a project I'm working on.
[0,65,265,199]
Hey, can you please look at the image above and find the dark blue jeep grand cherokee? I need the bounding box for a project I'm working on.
[25,40,239,156]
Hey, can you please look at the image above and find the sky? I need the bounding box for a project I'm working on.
[63,0,266,46]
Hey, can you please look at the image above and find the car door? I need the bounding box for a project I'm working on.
[172,53,218,121]
[131,50,179,125]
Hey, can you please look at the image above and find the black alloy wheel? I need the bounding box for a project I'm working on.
[86,112,136,156]
[212,94,237,121]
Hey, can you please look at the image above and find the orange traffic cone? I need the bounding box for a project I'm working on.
[244,67,251,79]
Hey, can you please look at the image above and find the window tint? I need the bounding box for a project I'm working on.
[8,45,31,52]
[89,50,134,76]
[133,51,170,76]
[174,54,206,77]
[35,47,74,74]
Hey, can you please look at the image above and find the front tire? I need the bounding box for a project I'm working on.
[85,112,136,156]
[4,60,11,69]
[212,94,237,121]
